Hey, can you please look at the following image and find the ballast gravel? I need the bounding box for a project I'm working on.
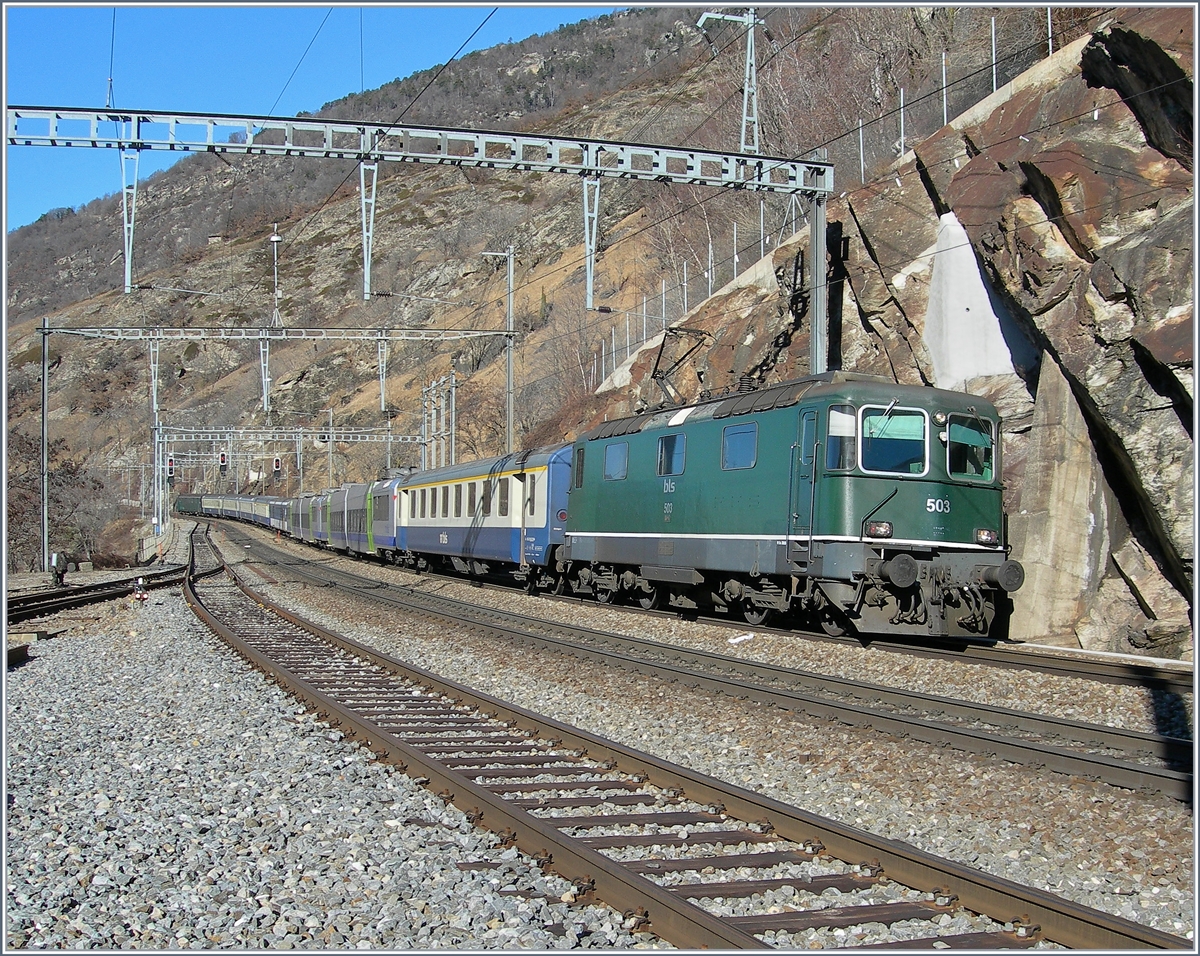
[6,526,1194,948]
[5,599,659,950]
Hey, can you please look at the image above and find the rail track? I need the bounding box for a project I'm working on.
[215,518,1192,697]
[6,563,189,625]
[222,526,1192,801]
[185,527,1188,949]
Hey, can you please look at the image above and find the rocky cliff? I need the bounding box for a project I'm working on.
[596,8,1193,659]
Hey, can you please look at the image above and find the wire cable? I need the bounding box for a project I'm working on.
[267,8,334,118]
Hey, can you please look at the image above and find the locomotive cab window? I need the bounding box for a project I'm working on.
[861,406,928,475]
[657,433,686,476]
[603,442,629,480]
[947,415,995,482]
[573,447,585,489]
[721,422,757,470]
[826,405,857,470]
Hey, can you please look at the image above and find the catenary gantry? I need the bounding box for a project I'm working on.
[8,105,833,368]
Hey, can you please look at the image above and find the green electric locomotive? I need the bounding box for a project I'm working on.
[558,371,1024,639]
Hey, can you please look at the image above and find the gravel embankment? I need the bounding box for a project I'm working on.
[5,597,663,949]
[6,524,1192,948]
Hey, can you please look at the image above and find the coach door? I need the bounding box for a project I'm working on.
[789,409,818,562]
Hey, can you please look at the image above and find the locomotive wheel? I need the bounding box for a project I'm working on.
[742,603,774,627]
[636,586,662,610]
[817,605,849,637]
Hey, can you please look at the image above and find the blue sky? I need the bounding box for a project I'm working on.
[4,4,619,232]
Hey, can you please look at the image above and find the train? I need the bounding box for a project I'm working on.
[177,371,1025,639]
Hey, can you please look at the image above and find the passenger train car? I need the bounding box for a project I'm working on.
[178,372,1023,639]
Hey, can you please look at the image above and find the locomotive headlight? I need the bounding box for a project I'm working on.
[933,410,947,425]
[866,520,893,538]
[975,528,999,546]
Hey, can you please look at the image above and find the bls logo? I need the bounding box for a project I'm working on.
[439,532,449,544]
[662,478,676,494]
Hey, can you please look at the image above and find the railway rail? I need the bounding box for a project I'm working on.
[186,527,1188,950]
[6,563,189,625]
[223,526,1192,801]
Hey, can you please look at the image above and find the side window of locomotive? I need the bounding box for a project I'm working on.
[454,483,463,518]
[603,442,629,480]
[657,433,686,476]
[721,421,757,470]
[826,404,857,470]
[947,415,995,482]
[861,407,928,475]
[573,447,585,489]
[498,477,510,517]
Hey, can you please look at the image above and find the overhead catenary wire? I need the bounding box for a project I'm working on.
[266,8,334,118]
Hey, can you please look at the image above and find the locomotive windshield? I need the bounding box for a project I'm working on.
[947,415,995,482]
[861,406,927,475]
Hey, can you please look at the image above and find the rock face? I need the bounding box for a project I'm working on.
[611,9,1193,658]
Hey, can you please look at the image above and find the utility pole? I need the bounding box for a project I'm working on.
[40,322,49,572]
[483,245,515,454]
[697,7,764,153]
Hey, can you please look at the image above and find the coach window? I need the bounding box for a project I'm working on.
[482,480,492,517]
[826,405,857,470]
[721,422,757,470]
[947,415,995,482]
[526,474,537,516]
[420,488,427,519]
[454,483,463,518]
[603,442,629,480]
[497,477,510,517]
[408,490,416,519]
[657,433,686,476]
[468,481,477,515]
[573,447,585,488]
[441,485,450,518]
[861,406,928,475]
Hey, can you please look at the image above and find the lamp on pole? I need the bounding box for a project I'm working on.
[482,245,515,454]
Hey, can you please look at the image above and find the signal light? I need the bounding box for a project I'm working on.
[167,457,175,476]
[273,456,282,474]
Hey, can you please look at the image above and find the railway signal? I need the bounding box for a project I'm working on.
[273,456,282,476]
[219,451,228,474]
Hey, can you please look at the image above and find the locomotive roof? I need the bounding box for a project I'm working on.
[580,371,1001,441]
